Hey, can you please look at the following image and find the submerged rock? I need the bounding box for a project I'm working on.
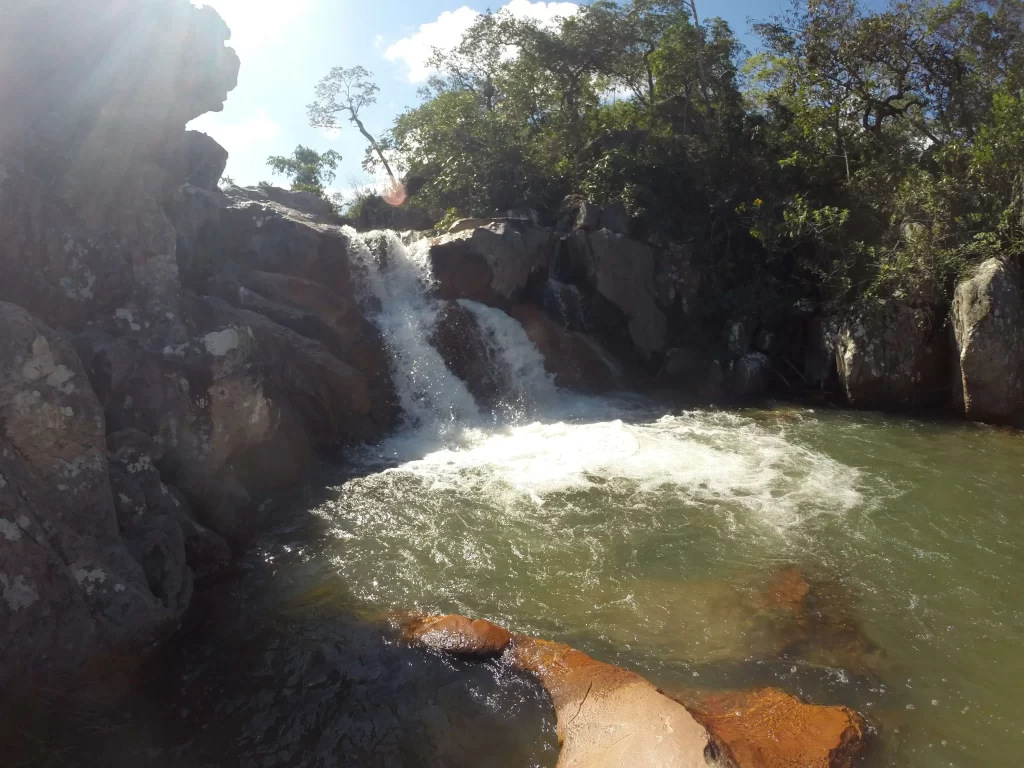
[684,688,868,768]
[952,258,1024,423]
[403,614,513,657]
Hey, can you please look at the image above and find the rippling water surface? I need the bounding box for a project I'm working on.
[12,230,1022,767]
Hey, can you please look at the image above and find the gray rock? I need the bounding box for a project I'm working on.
[730,352,771,398]
[259,185,337,221]
[582,230,668,359]
[0,303,184,684]
[952,258,1024,422]
[429,221,557,305]
[183,131,229,191]
[836,292,947,408]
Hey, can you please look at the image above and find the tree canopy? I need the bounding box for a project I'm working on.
[319,0,1024,309]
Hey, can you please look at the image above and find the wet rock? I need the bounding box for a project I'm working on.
[952,258,1024,422]
[686,688,867,768]
[510,636,728,768]
[729,353,771,398]
[429,221,557,306]
[0,303,184,684]
[182,131,229,192]
[404,614,513,657]
[509,304,624,392]
[836,292,948,408]
[431,301,505,408]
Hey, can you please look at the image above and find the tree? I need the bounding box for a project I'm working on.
[266,145,342,199]
[308,66,399,188]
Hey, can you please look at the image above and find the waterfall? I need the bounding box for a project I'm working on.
[345,228,481,439]
[457,299,558,422]
[346,228,568,456]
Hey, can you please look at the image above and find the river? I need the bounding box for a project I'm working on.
[12,232,1024,767]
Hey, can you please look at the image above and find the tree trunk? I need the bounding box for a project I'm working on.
[352,114,398,189]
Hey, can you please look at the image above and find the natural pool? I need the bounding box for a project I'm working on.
[60,398,1024,768]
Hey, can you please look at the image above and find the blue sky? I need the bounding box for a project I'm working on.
[186,0,811,196]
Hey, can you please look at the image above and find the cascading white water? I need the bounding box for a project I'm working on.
[345,228,482,438]
[457,299,558,420]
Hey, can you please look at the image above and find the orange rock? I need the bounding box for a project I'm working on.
[688,688,867,768]
[403,614,512,657]
[510,636,726,767]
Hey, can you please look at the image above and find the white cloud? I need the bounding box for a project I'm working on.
[385,1,579,83]
[188,109,281,155]
[191,0,313,54]
[374,34,386,48]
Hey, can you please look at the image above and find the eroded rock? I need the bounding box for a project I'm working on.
[686,688,867,768]
[0,303,190,683]
[952,258,1024,422]
[836,292,947,408]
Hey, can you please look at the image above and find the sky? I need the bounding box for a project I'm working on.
[185,0,813,197]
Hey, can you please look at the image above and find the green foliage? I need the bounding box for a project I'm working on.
[266,145,342,199]
[328,0,1024,308]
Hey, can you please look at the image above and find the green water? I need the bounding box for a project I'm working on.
[308,402,1024,767]
[20,401,1021,767]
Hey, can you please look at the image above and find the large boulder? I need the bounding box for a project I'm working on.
[0,0,239,336]
[952,258,1024,422]
[509,304,624,392]
[182,130,229,191]
[428,221,557,306]
[565,230,669,359]
[404,613,727,768]
[0,303,196,683]
[835,292,948,408]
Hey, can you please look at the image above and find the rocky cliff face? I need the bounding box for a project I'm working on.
[0,0,398,685]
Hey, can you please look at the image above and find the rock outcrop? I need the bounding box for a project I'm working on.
[0,303,214,683]
[510,304,624,392]
[0,0,399,684]
[683,688,868,768]
[404,615,729,767]
[429,220,557,305]
[835,292,948,408]
[563,230,669,359]
[952,258,1024,423]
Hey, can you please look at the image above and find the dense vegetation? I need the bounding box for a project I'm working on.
[300,0,1024,311]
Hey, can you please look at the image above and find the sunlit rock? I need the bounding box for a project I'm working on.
[683,688,868,768]
[952,257,1024,423]
[403,614,513,657]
